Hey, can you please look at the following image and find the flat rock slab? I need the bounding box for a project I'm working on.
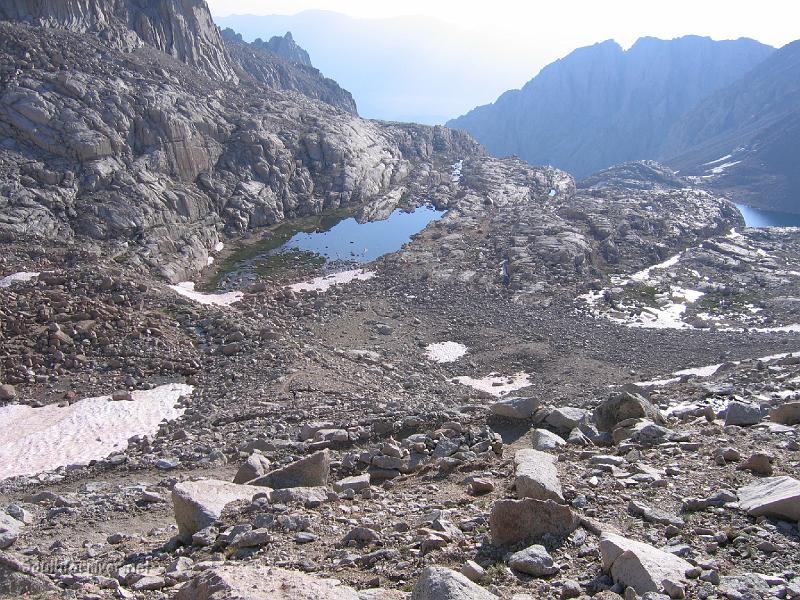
[490,396,539,419]
[738,476,800,521]
[176,564,362,599]
[600,532,692,596]
[514,449,564,502]
[490,499,578,546]
[250,449,330,489]
[172,479,259,536]
[410,566,497,599]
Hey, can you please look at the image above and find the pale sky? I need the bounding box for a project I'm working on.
[208,0,799,49]
[209,1,799,123]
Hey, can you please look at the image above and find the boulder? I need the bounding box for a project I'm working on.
[490,499,579,546]
[545,407,589,433]
[737,476,800,521]
[600,532,692,597]
[234,452,272,484]
[410,566,497,599]
[769,401,800,425]
[490,396,539,419]
[333,474,371,493]
[507,544,559,576]
[0,551,58,596]
[250,449,330,489]
[514,449,564,503]
[0,385,16,402]
[530,429,566,451]
[723,402,762,427]
[176,564,361,599]
[594,387,663,432]
[172,479,259,536]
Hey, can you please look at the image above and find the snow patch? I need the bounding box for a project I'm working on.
[451,160,463,183]
[630,253,682,282]
[0,383,192,480]
[707,160,741,175]
[453,372,531,397]
[0,272,40,288]
[425,342,468,363]
[289,269,375,293]
[169,282,243,307]
[703,154,732,166]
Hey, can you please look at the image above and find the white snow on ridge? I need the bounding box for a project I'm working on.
[636,351,799,388]
[453,372,531,397]
[451,160,463,183]
[0,272,40,288]
[708,160,741,175]
[630,253,682,283]
[289,269,375,293]
[0,383,193,480]
[425,342,468,363]
[703,154,732,166]
[169,282,243,307]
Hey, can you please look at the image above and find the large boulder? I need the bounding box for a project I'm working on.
[737,476,800,521]
[507,544,559,576]
[176,564,361,599]
[514,449,564,503]
[172,479,259,536]
[250,450,330,489]
[489,499,579,546]
[769,401,800,425]
[234,452,272,484]
[490,396,539,419]
[545,407,589,433]
[723,402,762,427]
[410,566,497,599]
[530,429,566,451]
[594,386,663,432]
[600,532,692,597]
[0,551,58,596]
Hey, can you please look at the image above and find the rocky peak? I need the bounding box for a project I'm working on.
[256,31,312,67]
[0,0,237,81]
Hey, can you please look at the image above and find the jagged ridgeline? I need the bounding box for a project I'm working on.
[0,0,482,281]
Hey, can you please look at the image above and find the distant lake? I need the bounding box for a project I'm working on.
[736,204,800,228]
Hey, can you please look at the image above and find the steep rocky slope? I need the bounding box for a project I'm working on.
[220,27,357,114]
[0,0,237,81]
[0,2,480,282]
[664,40,800,213]
[447,36,773,178]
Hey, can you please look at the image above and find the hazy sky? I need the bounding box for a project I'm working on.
[209,1,798,123]
[208,0,798,49]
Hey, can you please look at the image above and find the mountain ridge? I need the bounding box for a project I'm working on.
[447,35,774,178]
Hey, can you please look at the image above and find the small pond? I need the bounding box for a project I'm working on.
[736,203,800,228]
[210,205,444,288]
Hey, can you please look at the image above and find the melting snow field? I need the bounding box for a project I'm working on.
[0,383,193,480]
[453,372,531,397]
[425,342,468,363]
[636,351,798,388]
[289,269,375,293]
[169,282,244,307]
[0,271,40,288]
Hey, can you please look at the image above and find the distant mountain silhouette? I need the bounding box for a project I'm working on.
[664,40,800,213]
[447,36,773,178]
